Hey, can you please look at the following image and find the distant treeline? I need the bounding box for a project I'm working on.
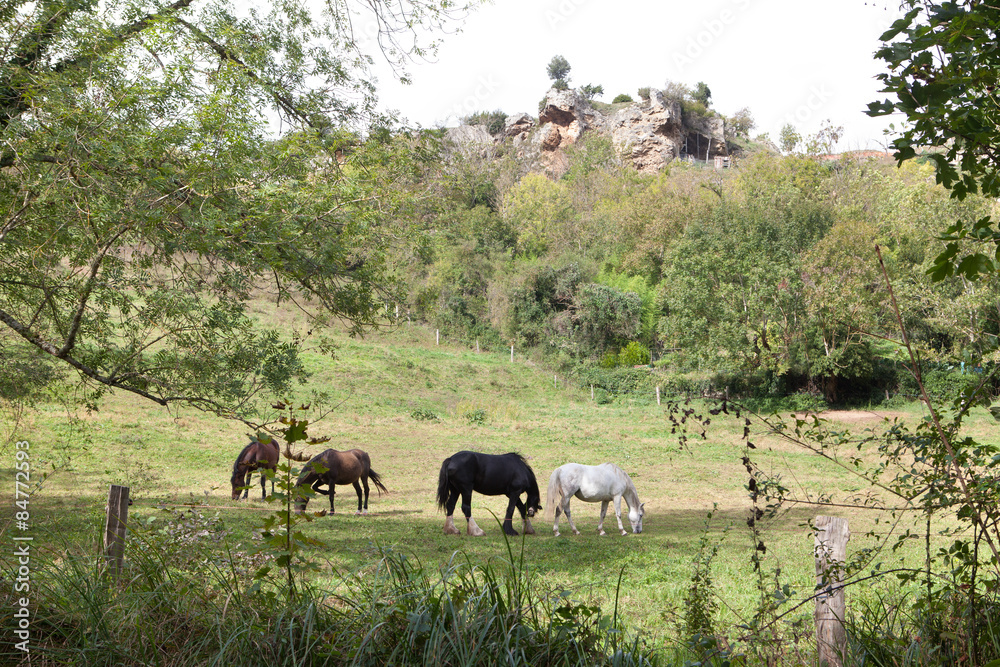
[396,136,998,406]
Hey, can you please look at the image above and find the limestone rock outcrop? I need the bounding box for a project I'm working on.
[444,86,730,177]
[610,90,684,175]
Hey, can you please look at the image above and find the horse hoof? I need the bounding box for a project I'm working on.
[554,530,561,537]
[523,526,535,535]
[621,530,629,536]
[572,530,581,536]
[598,530,607,536]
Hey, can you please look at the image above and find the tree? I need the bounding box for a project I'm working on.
[692,82,712,107]
[580,84,604,101]
[546,55,571,89]
[0,0,470,421]
[778,123,801,154]
[804,119,844,155]
[727,107,756,140]
[612,94,634,104]
[868,0,1000,281]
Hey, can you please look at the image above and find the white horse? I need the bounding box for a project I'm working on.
[546,463,645,536]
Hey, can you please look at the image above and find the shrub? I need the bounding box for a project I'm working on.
[637,87,651,101]
[618,341,651,366]
[612,93,634,104]
[463,109,507,135]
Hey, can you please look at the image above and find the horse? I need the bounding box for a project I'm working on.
[293,448,387,515]
[545,462,645,536]
[436,450,542,537]
[231,436,280,500]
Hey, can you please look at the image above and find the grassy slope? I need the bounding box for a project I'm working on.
[3,302,966,647]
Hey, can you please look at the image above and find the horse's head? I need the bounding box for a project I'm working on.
[628,502,645,534]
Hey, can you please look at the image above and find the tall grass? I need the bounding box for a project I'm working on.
[1,517,659,666]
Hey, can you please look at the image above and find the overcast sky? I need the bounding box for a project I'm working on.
[370,0,905,151]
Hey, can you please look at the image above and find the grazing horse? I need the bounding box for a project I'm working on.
[231,436,280,500]
[546,463,645,536]
[293,449,387,514]
[436,450,542,537]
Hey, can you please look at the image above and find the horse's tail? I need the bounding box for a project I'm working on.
[368,469,388,496]
[282,442,310,462]
[545,468,562,521]
[436,458,451,510]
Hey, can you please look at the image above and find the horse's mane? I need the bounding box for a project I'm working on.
[231,439,258,481]
[507,452,540,496]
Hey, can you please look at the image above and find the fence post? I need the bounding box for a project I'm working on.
[656,386,661,405]
[104,484,130,577]
[476,339,479,353]
[436,329,439,345]
[510,345,514,363]
[815,515,849,667]
[591,385,594,400]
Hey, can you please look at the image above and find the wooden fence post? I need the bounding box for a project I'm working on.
[104,484,130,577]
[510,345,514,362]
[656,386,661,405]
[815,515,849,667]
[436,329,439,345]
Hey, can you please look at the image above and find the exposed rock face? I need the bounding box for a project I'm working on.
[532,89,606,177]
[682,114,728,161]
[443,87,729,177]
[444,124,493,149]
[610,90,684,175]
[503,112,535,143]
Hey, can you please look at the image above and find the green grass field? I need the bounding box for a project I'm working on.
[2,310,971,651]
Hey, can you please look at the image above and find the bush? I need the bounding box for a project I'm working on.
[618,341,651,366]
[463,109,507,136]
[612,93,634,104]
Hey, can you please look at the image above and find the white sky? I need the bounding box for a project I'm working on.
[370,0,905,151]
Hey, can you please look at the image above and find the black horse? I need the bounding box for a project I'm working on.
[436,450,542,536]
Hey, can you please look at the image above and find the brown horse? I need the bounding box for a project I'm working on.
[294,449,387,514]
[231,436,279,500]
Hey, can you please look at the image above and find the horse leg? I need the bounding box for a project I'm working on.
[614,495,628,536]
[443,486,461,535]
[463,490,485,537]
[361,476,370,514]
[259,471,267,500]
[563,496,581,536]
[501,495,519,536]
[242,470,251,500]
[598,500,609,536]
[513,498,535,535]
[353,480,364,515]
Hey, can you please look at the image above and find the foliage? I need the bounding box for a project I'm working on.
[804,119,844,155]
[0,0,468,421]
[546,55,572,86]
[580,83,605,101]
[620,341,651,366]
[726,107,755,140]
[573,284,644,356]
[778,123,801,154]
[463,109,508,135]
[612,94,634,104]
[692,82,712,107]
[637,87,651,101]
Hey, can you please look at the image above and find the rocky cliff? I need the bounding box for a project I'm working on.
[445,88,729,178]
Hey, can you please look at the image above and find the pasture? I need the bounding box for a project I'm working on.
[3,310,966,651]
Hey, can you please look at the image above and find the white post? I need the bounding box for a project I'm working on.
[554,374,557,388]
[591,385,594,400]
[510,345,514,362]
[656,386,661,405]
[476,339,480,353]
[436,329,439,345]
[395,304,399,321]
[815,516,850,667]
